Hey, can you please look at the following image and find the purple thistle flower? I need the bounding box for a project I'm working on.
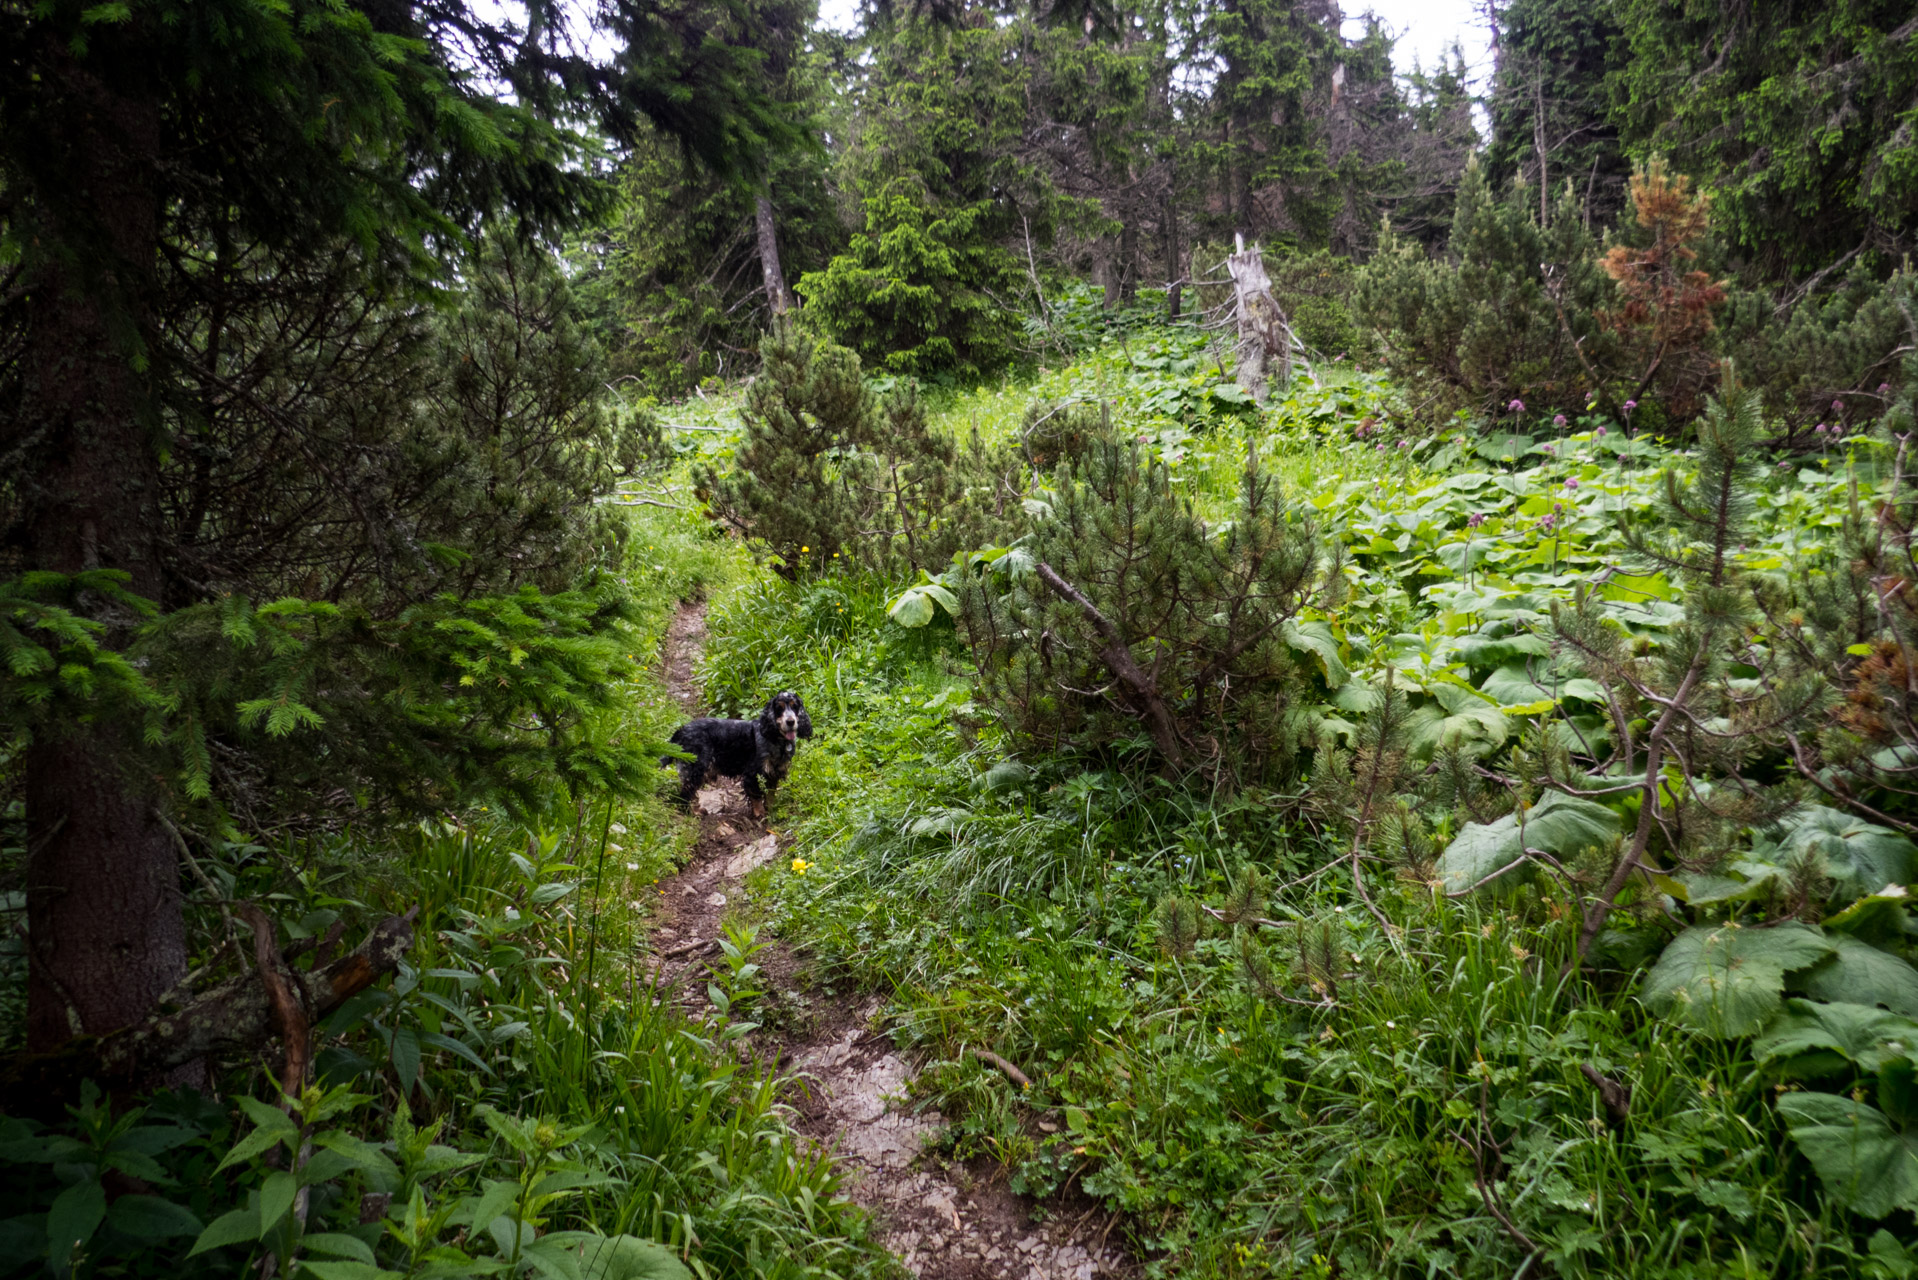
[1375,442,1386,451]
[1881,383,1893,395]
[1815,423,1827,435]
[1565,478,1580,490]
[1624,399,1638,411]
[1553,414,1568,428]
[1595,426,1608,437]
[1508,399,1525,412]
[1542,443,1557,454]
[1467,512,1485,528]
[1834,399,1846,412]
[1397,440,1409,450]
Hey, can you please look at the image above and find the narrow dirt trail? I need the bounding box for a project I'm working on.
[643,601,1129,1280]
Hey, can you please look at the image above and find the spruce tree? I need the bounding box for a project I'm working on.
[1484,0,1631,229]
[0,0,797,1062]
[1612,0,1918,277]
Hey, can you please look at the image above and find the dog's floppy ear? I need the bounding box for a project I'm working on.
[796,702,813,739]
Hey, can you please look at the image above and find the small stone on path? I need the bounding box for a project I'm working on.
[725,834,779,878]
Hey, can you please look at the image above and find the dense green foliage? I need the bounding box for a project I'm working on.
[697,325,1011,576]
[680,315,1918,1274]
[18,0,1918,1277]
[1611,0,1918,276]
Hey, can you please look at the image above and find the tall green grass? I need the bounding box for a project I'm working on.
[679,337,1907,1277]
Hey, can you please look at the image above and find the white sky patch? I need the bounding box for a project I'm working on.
[816,0,1495,93]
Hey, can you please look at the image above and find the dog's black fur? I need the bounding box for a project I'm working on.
[664,691,812,816]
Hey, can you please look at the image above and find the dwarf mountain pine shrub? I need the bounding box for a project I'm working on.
[958,440,1335,785]
[698,324,1013,578]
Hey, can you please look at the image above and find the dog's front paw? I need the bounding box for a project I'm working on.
[749,798,767,820]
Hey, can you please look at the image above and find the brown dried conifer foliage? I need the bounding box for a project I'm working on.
[1598,160,1728,417]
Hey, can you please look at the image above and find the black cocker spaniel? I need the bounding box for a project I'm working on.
[663,691,812,818]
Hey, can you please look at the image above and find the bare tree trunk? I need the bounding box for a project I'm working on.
[1098,237,1121,311]
[755,191,790,314]
[1226,234,1292,403]
[18,38,187,1071]
[1164,191,1182,321]
[1119,205,1138,306]
[1533,66,1550,225]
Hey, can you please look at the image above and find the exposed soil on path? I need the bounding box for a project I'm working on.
[643,601,1132,1280]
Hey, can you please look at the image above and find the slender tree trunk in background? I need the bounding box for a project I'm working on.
[755,192,790,314]
[18,40,189,1067]
[1164,191,1183,320]
[1533,69,1550,225]
[1119,207,1138,306]
[1099,238,1121,310]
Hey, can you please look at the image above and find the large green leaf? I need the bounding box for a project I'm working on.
[1791,935,1918,1018]
[104,1194,201,1240]
[1436,538,1498,575]
[47,1181,104,1271]
[1434,792,1621,894]
[1777,1092,1918,1219]
[885,582,957,629]
[1476,662,1606,708]
[1282,620,1348,688]
[1475,433,1535,464]
[1640,923,1834,1036]
[188,1205,258,1257]
[1446,630,1550,669]
[1824,891,1915,949]
[1757,807,1918,902]
[1753,998,1918,1079]
[565,1234,694,1280]
[1404,683,1510,759]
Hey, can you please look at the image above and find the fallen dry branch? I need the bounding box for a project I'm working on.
[237,902,312,1103]
[4,910,417,1102]
[970,1047,1032,1089]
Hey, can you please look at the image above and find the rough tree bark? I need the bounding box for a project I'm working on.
[17,36,187,1063]
[1225,234,1292,404]
[755,192,790,314]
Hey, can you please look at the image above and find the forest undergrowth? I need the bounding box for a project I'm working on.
[685,318,1918,1279]
[0,501,895,1280]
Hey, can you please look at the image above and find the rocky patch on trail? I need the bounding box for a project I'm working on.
[645,601,1130,1279]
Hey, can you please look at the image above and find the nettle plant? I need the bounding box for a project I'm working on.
[1426,379,1918,1218]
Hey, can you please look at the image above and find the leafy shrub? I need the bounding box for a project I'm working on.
[958,441,1336,784]
[1722,262,1918,431]
[0,821,881,1280]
